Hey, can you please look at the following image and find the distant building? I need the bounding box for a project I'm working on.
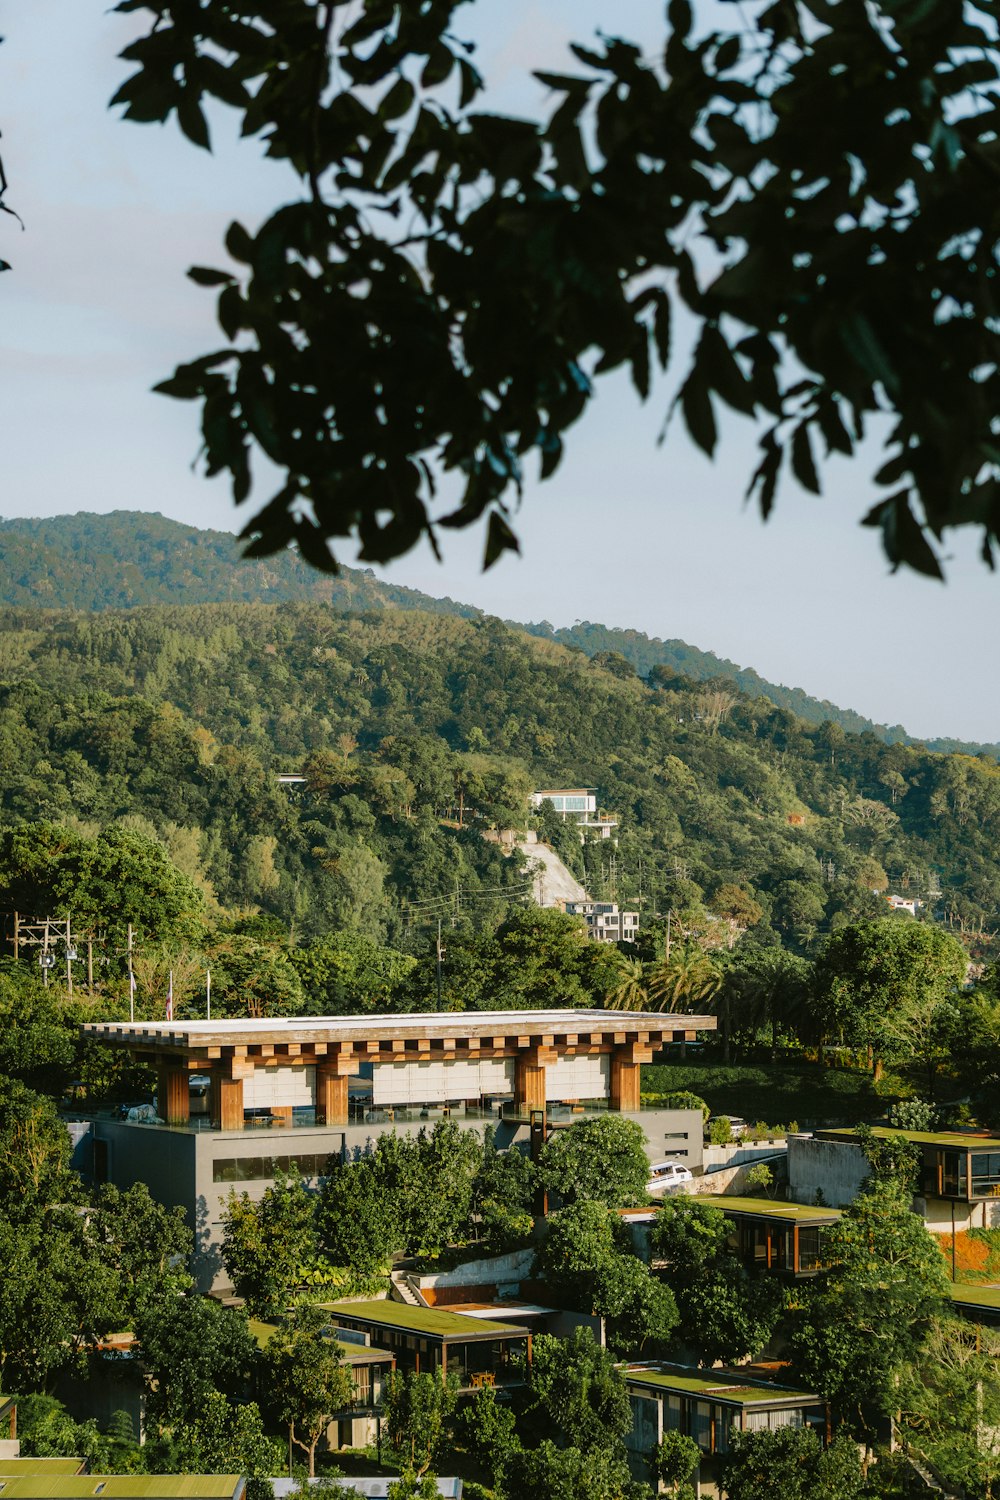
[886,893,923,916]
[564,901,639,944]
[529,789,619,839]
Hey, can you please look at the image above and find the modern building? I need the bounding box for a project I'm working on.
[252,1319,395,1449]
[564,901,639,944]
[696,1195,842,1277]
[625,1364,827,1495]
[321,1300,531,1385]
[788,1126,1000,1233]
[529,789,619,839]
[78,1010,714,1289]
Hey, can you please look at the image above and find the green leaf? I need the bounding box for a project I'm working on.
[176,92,211,151]
[483,510,520,569]
[421,45,454,90]
[187,266,235,288]
[225,222,255,265]
[380,77,414,122]
[862,491,944,578]
[680,370,717,457]
[791,422,820,493]
[746,432,782,520]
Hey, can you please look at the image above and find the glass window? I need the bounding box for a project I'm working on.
[692,1401,712,1451]
[629,1396,659,1454]
[798,1227,822,1272]
[213,1158,240,1183]
[664,1395,683,1433]
[971,1153,1000,1199]
[237,1156,265,1181]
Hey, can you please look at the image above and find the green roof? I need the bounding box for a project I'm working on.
[821,1127,1000,1150]
[695,1195,841,1224]
[949,1283,1000,1311]
[0,1482,243,1498]
[321,1299,527,1340]
[0,1463,87,1477]
[626,1367,821,1407]
[248,1317,398,1362]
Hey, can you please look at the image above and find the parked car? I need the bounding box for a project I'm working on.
[646,1158,694,1193]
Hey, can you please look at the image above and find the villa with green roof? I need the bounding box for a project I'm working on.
[697,1195,841,1277]
[321,1300,532,1385]
[624,1364,827,1494]
[788,1126,1000,1233]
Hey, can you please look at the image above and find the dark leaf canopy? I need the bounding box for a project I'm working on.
[110,0,1000,576]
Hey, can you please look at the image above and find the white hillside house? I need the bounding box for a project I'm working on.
[530,788,618,840]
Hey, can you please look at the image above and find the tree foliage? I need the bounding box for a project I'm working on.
[263,1309,354,1477]
[790,1181,950,1432]
[106,0,1000,577]
[720,1427,865,1500]
[538,1115,650,1209]
[651,1195,784,1364]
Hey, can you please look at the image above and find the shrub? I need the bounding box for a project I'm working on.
[888,1098,938,1131]
[709,1117,733,1146]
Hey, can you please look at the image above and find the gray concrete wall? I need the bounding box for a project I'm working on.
[92,1106,703,1291]
[786,1133,868,1207]
[625,1109,703,1172]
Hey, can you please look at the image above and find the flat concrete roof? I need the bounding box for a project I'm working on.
[82,1009,713,1050]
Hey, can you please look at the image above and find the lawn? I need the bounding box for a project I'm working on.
[641,1060,897,1129]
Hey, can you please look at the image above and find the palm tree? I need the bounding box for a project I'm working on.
[648,941,723,1014]
[606,956,650,1011]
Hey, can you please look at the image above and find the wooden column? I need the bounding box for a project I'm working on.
[609,1050,642,1112]
[218,1076,244,1131]
[158,1066,190,1125]
[514,1050,548,1114]
[271,1105,293,1126]
[316,1066,349,1125]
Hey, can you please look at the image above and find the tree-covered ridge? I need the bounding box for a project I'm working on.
[4,510,997,757]
[0,511,479,618]
[2,598,1000,951]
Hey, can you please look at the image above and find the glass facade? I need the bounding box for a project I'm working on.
[213,1151,337,1182]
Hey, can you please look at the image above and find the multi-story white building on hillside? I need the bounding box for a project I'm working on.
[564,901,639,944]
[530,789,619,839]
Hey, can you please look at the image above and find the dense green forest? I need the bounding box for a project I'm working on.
[3,510,993,756]
[1,595,1000,966]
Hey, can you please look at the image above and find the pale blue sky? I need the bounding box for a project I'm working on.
[3,1,999,743]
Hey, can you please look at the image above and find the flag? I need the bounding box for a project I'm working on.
[129,968,136,1022]
[166,970,173,1023]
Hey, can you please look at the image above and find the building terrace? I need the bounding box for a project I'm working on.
[81,1009,715,1128]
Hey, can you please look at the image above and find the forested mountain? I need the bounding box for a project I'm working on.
[1,598,999,961]
[2,510,991,756]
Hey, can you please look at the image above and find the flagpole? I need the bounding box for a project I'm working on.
[206,968,211,1022]
[167,969,173,1024]
[127,923,135,1024]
